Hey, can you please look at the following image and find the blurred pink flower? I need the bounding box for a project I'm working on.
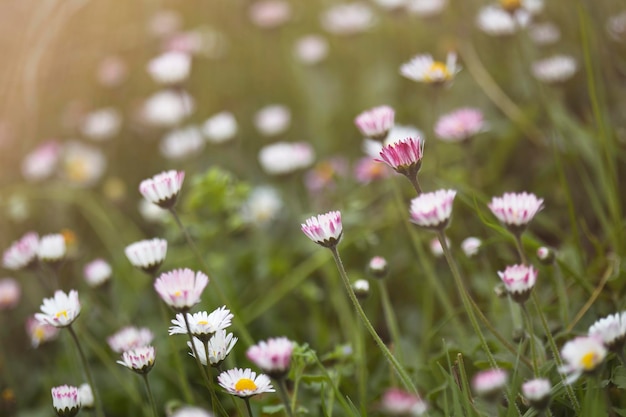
[354,105,395,141]
[354,157,391,184]
[21,140,61,182]
[435,108,485,142]
[249,0,292,28]
[0,278,20,310]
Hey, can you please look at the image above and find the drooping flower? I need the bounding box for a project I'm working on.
[531,55,577,84]
[125,238,168,275]
[588,312,626,352]
[558,336,607,384]
[83,259,112,288]
[400,52,459,84]
[218,368,275,398]
[117,346,156,374]
[488,192,544,233]
[147,51,192,85]
[435,108,486,142]
[521,378,551,410]
[139,170,185,209]
[247,337,295,379]
[497,264,537,303]
[154,268,209,311]
[107,326,154,353]
[409,190,457,230]
[461,237,482,257]
[37,234,67,264]
[189,330,238,366]
[169,307,234,340]
[35,290,81,328]
[3,232,39,270]
[354,105,395,141]
[472,368,508,399]
[202,112,238,144]
[51,385,81,417]
[0,278,20,310]
[380,388,428,416]
[26,316,60,348]
[301,211,343,248]
[258,142,315,175]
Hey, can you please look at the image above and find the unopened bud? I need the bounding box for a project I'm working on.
[367,256,388,279]
[352,279,370,300]
[536,247,555,265]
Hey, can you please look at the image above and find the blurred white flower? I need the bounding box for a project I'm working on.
[202,112,238,143]
[528,22,560,46]
[531,55,577,83]
[160,126,205,160]
[476,5,518,36]
[21,140,61,182]
[371,0,406,11]
[321,3,376,36]
[294,35,329,65]
[240,186,283,226]
[249,0,292,28]
[254,105,291,136]
[147,51,192,85]
[81,108,122,141]
[406,0,447,17]
[258,142,315,175]
[461,237,482,257]
[607,11,626,42]
[60,141,107,187]
[143,90,195,127]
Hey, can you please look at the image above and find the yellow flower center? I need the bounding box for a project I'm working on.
[66,159,90,182]
[174,291,182,297]
[500,0,521,12]
[580,352,598,370]
[197,320,208,325]
[55,310,68,320]
[235,378,257,392]
[425,62,450,82]
[34,327,45,341]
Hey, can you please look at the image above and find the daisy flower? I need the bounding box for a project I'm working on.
[521,378,551,410]
[218,368,275,398]
[37,234,67,264]
[169,306,233,340]
[83,259,112,287]
[35,290,81,328]
[488,192,544,233]
[246,337,295,379]
[354,105,395,141]
[301,211,343,248]
[558,336,607,384]
[107,326,154,353]
[189,330,238,366]
[409,190,457,230]
[154,268,209,311]
[124,238,168,275]
[51,385,81,417]
[472,368,508,400]
[588,312,626,352]
[400,52,459,84]
[117,346,156,374]
[497,264,537,303]
[3,232,39,270]
[139,170,185,209]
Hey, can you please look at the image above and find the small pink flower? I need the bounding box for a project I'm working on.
[154,268,209,311]
[522,378,551,409]
[139,170,185,209]
[117,346,156,374]
[588,312,626,351]
[472,368,508,398]
[354,105,395,141]
[488,192,544,232]
[0,278,20,310]
[51,385,81,417]
[301,211,343,248]
[354,157,390,184]
[435,108,485,142]
[108,326,155,353]
[3,232,39,271]
[497,264,537,303]
[380,388,428,416]
[367,256,388,279]
[84,259,112,287]
[376,137,424,175]
[409,190,457,229]
[21,140,61,182]
[247,337,295,378]
[249,0,292,28]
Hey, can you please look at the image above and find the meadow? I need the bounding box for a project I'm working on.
[1,0,625,416]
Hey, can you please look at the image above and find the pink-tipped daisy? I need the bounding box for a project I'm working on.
[139,170,185,209]
[169,306,233,340]
[83,259,112,287]
[367,256,389,279]
[301,211,343,248]
[435,108,486,142]
[36,233,67,264]
[400,52,460,84]
[488,192,544,233]
[247,337,295,379]
[354,105,395,141]
[107,326,155,353]
[154,268,209,311]
[124,238,167,275]
[588,312,626,352]
[218,368,275,398]
[521,378,551,410]
[472,368,508,400]
[558,336,607,384]
[3,232,39,270]
[409,189,457,230]
[51,385,81,417]
[35,290,81,328]
[117,346,156,374]
[375,137,424,182]
[497,264,537,303]
[380,388,428,416]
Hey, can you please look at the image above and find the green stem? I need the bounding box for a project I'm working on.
[407,174,422,195]
[142,374,159,417]
[183,312,218,394]
[329,246,418,394]
[436,232,497,368]
[355,314,367,417]
[377,280,404,364]
[277,378,295,417]
[169,208,253,346]
[514,234,528,265]
[531,292,580,412]
[67,325,104,417]
[522,304,539,377]
[203,340,230,417]
[244,397,254,417]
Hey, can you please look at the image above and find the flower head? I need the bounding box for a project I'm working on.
[435,108,486,142]
[60,141,107,187]
[125,238,168,275]
[218,368,275,398]
[536,246,555,264]
[189,330,238,366]
[588,312,626,352]
[354,105,395,141]
[531,55,577,84]
[117,346,156,374]
[51,385,81,417]
[35,290,81,328]
[497,264,537,303]
[202,112,238,143]
[108,326,155,353]
[522,378,551,410]
[367,256,389,279]
[409,190,457,230]
[81,108,122,141]
[301,211,343,248]
[22,141,61,182]
[488,192,544,233]
[258,142,315,175]
[84,259,112,287]
[249,0,292,28]
[3,232,39,270]
[240,186,283,226]
[254,105,291,136]
[139,170,185,209]
[472,369,508,400]
[169,307,233,340]
[380,388,428,416]
[321,3,376,36]
[247,337,295,379]
[37,234,67,264]
[26,316,60,347]
[294,35,329,65]
[400,52,459,84]
[142,90,195,127]
[147,51,191,85]
[476,5,519,36]
[376,137,424,181]
[0,278,21,310]
[461,237,482,257]
[160,126,205,160]
[154,268,209,311]
[558,336,607,384]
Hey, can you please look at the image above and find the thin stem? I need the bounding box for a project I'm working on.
[277,378,295,417]
[531,292,580,413]
[67,325,104,417]
[244,397,254,417]
[183,313,217,393]
[142,374,159,417]
[329,246,418,394]
[169,208,253,346]
[407,174,422,195]
[514,234,528,265]
[522,304,539,377]
[203,340,230,417]
[377,280,404,363]
[437,232,497,368]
